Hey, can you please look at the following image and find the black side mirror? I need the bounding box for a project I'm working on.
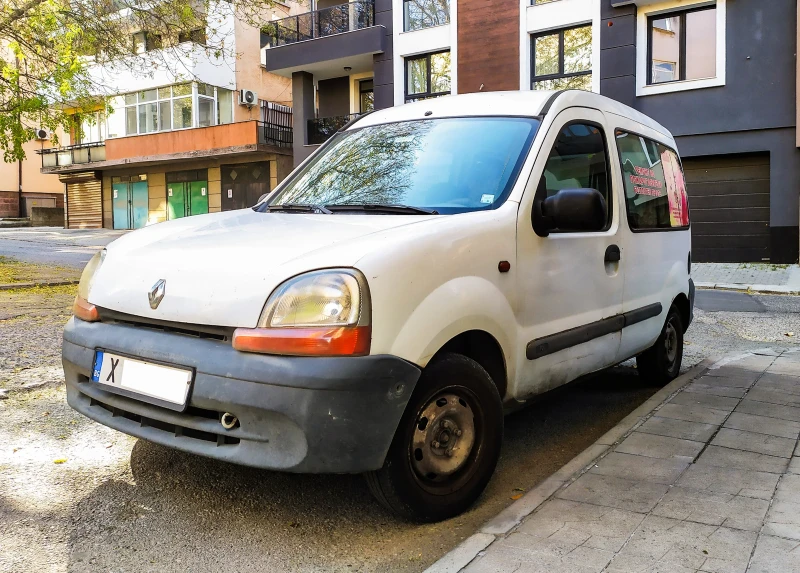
[533,188,607,236]
[256,193,269,204]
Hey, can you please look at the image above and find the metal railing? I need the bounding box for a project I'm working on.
[37,141,106,168]
[263,0,375,48]
[307,113,360,145]
[259,101,293,147]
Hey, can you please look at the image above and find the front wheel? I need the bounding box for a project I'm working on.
[365,353,503,522]
[636,305,684,384]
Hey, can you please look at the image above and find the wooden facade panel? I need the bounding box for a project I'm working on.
[457,0,519,93]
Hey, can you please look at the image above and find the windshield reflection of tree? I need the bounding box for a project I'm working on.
[279,121,433,206]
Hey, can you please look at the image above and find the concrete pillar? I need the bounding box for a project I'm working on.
[292,71,316,167]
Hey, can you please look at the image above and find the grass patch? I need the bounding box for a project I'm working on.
[1,283,77,296]
[0,256,78,285]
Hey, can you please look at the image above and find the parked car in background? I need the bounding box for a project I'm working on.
[64,90,693,522]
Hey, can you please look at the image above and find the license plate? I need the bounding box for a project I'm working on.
[91,350,193,407]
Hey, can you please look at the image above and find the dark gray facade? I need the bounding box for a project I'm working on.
[600,0,800,263]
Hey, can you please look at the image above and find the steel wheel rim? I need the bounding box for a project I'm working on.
[665,319,679,364]
[409,389,481,493]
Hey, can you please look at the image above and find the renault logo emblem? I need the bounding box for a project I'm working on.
[148,279,166,310]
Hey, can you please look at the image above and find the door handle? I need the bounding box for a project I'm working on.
[605,244,621,263]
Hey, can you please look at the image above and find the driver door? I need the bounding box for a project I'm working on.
[514,108,624,399]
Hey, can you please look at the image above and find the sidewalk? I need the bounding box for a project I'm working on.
[430,351,800,573]
[693,263,800,295]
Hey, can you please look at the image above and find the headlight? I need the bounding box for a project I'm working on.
[73,249,106,322]
[232,269,371,356]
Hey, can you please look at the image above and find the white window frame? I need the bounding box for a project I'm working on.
[636,0,726,97]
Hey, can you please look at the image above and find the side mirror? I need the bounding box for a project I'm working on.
[256,193,269,205]
[533,188,607,236]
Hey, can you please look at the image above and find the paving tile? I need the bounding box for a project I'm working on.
[703,367,764,383]
[757,372,800,396]
[768,357,800,376]
[590,452,689,485]
[463,537,613,573]
[736,399,800,423]
[668,392,740,412]
[616,432,704,461]
[651,485,769,531]
[746,387,800,408]
[513,499,646,553]
[694,374,756,389]
[748,534,800,573]
[698,445,789,474]
[684,382,748,399]
[763,499,800,541]
[655,403,729,425]
[676,461,780,501]
[790,457,800,474]
[605,515,755,573]
[556,473,669,514]
[637,416,718,442]
[723,412,800,439]
[710,428,796,458]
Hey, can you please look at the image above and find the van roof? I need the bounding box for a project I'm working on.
[351,90,673,140]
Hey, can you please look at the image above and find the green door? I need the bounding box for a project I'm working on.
[112,183,129,229]
[189,180,209,216]
[131,181,149,229]
[167,183,186,220]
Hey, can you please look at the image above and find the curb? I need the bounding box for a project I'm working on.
[423,358,715,573]
[695,282,800,296]
[0,279,79,291]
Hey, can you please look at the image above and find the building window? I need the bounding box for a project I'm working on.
[405,51,451,103]
[403,0,450,32]
[531,25,592,91]
[179,28,207,45]
[359,79,374,113]
[647,5,716,84]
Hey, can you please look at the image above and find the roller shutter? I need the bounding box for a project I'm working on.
[683,153,770,263]
[61,172,102,229]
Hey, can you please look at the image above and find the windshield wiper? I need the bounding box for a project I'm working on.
[267,203,333,214]
[326,204,439,215]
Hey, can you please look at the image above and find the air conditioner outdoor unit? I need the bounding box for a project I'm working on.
[35,128,50,140]
[239,89,258,107]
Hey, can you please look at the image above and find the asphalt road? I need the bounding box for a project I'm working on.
[0,228,125,269]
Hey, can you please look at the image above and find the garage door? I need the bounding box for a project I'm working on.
[61,172,103,229]
[683,153,770,263]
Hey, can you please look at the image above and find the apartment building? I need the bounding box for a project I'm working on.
[37,1,299,230]
[263,0,799,263]
[0,137,65,219]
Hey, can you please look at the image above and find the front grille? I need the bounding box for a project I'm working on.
[96,307,233,342]
[89,396,240,446]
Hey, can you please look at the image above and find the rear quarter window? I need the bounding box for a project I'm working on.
[615,130,690,231]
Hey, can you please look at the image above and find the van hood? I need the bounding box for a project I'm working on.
[88,209,433,327]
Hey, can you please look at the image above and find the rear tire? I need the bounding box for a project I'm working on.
[636,305,683,385]
[365,353,503,522]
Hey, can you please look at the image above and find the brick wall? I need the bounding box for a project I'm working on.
[0,191,20,218]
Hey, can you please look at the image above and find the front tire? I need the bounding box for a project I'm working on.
[365,353,503,522]
[636,305,684,384]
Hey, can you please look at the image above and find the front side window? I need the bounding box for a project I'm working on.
[648,5,716,84]
[403,0,450,31]
[538,122,611,230]
[267,117,540,214]
[405,51,451,102]
[616,130,690,230]
[532,25,592,91]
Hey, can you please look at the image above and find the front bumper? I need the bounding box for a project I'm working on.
[63,318,421,473]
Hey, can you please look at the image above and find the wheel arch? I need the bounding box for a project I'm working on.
[429,330,508,400]
[672,292,691,332]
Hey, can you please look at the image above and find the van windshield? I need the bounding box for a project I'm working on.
[263,117,540,215]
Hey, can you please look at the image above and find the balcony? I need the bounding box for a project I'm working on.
[262,0,386,79]
[38,118,292,174]
[38,142,106,169]
[307,113,361,145]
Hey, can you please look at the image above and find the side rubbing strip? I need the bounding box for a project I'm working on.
[526,302,663,360]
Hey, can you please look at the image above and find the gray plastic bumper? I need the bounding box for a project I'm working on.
[62,318,421,473]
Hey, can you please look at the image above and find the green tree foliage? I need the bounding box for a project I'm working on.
[0,0,277,162]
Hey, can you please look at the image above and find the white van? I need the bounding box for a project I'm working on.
[64,90,694,522]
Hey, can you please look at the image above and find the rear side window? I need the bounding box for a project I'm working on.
[615,130,690,230]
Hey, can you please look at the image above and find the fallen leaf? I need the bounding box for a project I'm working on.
[53,458,67,464]
[105,443,113,449]
[786,332,795,337]
[510,494,523,500]
[513,487,525,492]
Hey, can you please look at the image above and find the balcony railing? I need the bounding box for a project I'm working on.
[263,0,375,48]
[260,101,293,147]
[307,113,361,145]
[37,142,106,169]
